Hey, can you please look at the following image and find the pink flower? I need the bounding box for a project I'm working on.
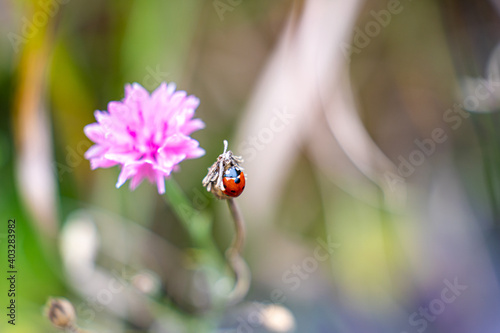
[84,82,205,194]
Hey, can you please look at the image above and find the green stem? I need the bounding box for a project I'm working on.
[163,179,249,308]
[163,179,213,248]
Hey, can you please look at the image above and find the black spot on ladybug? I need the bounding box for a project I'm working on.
[230,190,236,193]
[235,178,240,184]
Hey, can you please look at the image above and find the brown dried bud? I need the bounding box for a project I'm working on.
[45,297,76,329]
[202,140,245,200]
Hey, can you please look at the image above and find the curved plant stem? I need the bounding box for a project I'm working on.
[225,199,251,305]
[226,199,245,257]
[163,179,250,305]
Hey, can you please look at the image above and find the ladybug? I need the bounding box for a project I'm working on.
[222,166,245,197]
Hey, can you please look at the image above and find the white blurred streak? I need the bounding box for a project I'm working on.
[460,43,500,113]
[306,115,384,209]
[320,73,406,210]
[460,77,499,113]
[235,0,364,224]
[60,208,214,327]
[14,46,58,238]
[16,103,59,234]
[61,211,98,280]
[60,209,164,327]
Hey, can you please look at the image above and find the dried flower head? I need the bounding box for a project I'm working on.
[45,297,76,329]
[202,140,245,199]
[84,82,205,194]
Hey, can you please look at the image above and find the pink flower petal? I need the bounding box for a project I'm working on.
[116,163,139,188]
[90,157,118,170]
[84,144,107,159]
[84,82,205,194]
[186,147,205,159]
[181,118,205,135]
[156,173,166,194]
[130,169,147,190]
[84,124,106,143]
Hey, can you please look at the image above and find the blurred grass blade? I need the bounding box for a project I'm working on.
[13,1,58,240]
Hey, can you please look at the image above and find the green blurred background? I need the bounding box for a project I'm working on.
[2,0,500,332]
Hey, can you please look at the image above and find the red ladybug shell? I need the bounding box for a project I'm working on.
[222,166,245,197]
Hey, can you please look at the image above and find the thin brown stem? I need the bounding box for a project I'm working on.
[226,199,246,257]
[225,199,250,305]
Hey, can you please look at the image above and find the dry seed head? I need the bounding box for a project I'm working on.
[202,140,244,200]
[45,297,76,329]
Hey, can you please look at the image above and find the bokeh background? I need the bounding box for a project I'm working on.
[2,0,500,332]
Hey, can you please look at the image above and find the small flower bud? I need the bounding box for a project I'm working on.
[202,140,245,200]
[45,297,76,329]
